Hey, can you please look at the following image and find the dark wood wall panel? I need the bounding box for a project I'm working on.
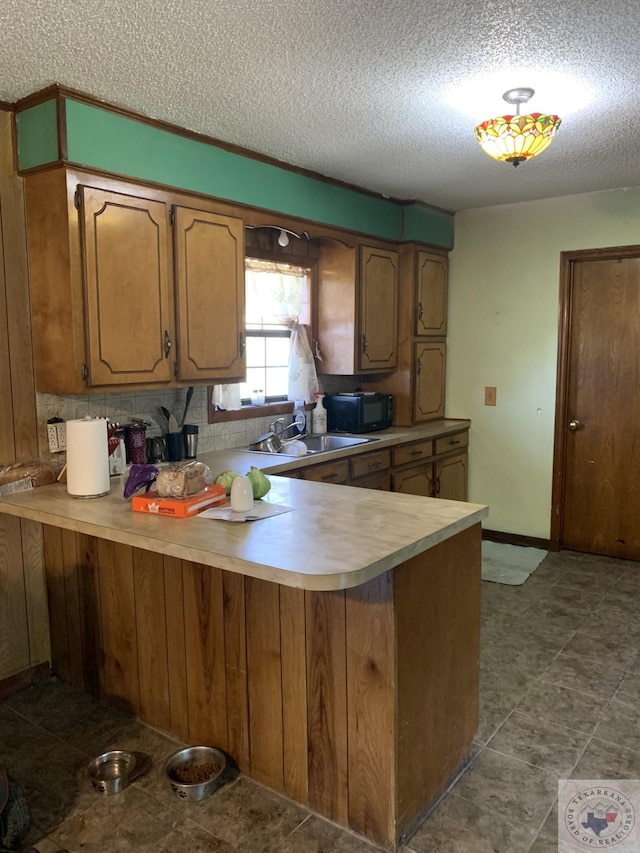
[346,571,395,845]
[60,528,83,688]
[245,576,284,790]
[96,539,139,713]
[0,515,30,678]
[43,526,70,684]
[76,533,101,696]
[164,556,189,740]
[0,109,46,686]
[395,524,480,838]
[134,548,171,731]
[21,519,49,668]
[279,585,308,805]
[305,589,349,824]
[222,571,249,770]
[183,560,227,747]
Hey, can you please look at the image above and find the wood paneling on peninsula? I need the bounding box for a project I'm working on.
[41,521,480,850]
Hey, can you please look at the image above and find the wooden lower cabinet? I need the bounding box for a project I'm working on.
[391,431,468,501]
[300,448,392,490]
[300,458,350,484]
[42,522,480,850]
[297,438,467,500]
[393,463,433,497]
[436,452,468,502]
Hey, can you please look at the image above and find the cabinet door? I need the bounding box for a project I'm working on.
[80,186,174,387]
[174,207,246,382]
[359,246,398,371]
[392,464,434,497]
[414,342,445,422]
[416,252,447,336]
[352,470,391,491]
[435,452,468,501]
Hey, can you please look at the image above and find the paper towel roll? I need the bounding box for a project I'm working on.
[66,418,110,498]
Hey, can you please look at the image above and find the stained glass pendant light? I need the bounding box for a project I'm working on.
[474,87,561,167]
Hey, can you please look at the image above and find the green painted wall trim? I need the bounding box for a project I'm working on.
[65,100,403,240]
[15,100,59,170]
[15,94,454,247]
[402,202,454,250]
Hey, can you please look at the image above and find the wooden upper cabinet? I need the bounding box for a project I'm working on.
[80,186,174,387]
[415,251,447,337]
[316,241,398,375]
[24,168,248,393]
[173,206,245,382]
[414,341,445,422]
[359,246,398,371]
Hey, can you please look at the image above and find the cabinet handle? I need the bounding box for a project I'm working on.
[449,439,461,445]
[416,357,422,375]
[164,330,172,359]
[322,473,338,481]
[410,449,423,457]
[362,334,368,354]
[368,461,382,469]
[435,476,441,496]
[418,301,423,320]
[239,332,245,357]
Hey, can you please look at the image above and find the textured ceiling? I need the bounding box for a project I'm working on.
[1,0,639,212]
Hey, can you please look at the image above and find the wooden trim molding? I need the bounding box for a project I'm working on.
[550,244,640,550]
[0,662,50,701]
[482,528,551,551]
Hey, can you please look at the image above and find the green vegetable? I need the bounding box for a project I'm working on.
[215,470,241,495]
[246,466,271,499]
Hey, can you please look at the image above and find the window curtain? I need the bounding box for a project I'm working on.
[211,260,319,411]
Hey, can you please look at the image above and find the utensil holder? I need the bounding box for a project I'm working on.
[166,432,183,462]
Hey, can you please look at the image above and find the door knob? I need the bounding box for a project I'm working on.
[568,419,581,431]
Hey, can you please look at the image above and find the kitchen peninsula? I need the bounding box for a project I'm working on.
[0,459,487,850]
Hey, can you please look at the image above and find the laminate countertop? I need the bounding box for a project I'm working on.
[0,420,487,591]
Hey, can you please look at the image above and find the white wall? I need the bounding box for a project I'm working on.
[447,187,640,539]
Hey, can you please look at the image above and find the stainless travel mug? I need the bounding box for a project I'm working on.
[182,424,198,458]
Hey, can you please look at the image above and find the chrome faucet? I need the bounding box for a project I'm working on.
[270,418,305,439]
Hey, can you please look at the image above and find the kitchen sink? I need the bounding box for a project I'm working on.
[301,434,379,454]
[238,434,379,455]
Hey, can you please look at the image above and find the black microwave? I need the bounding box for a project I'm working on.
[324,393,393,434]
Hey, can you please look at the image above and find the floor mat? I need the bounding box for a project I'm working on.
[481,540,548,585]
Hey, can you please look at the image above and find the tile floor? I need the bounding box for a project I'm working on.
[2,549,640,852]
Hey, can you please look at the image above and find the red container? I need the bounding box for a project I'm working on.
[124,424,146,464]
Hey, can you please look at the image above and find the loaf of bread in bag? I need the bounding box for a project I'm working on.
[0,459,56,489]
[156,461,208,497]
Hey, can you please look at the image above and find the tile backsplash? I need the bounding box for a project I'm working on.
[36,376,364,465]
[36,386,281,464]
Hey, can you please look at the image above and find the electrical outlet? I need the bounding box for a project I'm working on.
[47,423,59,452]
[484,386,497,406]
[56,422,67,450]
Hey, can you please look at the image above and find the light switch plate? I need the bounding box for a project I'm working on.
[484,386,497,406]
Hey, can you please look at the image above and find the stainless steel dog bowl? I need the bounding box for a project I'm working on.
[163,746,226,802]
[87,750,136,795]
[248,431,283,453]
